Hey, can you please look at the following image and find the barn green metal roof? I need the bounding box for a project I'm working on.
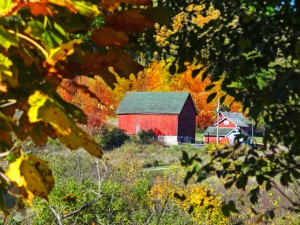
[203,127,233,136]
[221,111,251,127]
[116,92,196,115]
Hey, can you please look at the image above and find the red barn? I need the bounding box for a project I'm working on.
[203,111,251,145]
[116,92,198,145]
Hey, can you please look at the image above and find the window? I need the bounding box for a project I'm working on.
[224,120,229,125]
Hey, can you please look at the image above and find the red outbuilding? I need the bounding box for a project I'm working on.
[203,111,251,145]
[116,92,198,145]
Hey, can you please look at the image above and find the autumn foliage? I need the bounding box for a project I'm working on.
[150,172,227,224]
[58,76,116,129]
[112,60,243,129]
[0,0,161,211]
[53,2,243,131]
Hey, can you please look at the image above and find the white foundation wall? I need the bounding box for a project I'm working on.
[158,136,195,145]
[158,136,178,145]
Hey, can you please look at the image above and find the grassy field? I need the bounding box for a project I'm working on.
[2,138,299,225]
[195,131,203,143]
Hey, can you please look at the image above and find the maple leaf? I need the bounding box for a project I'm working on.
[106,9,154,32]
[100,0,151,12]
[91,26,129,47]
[5,153,54,204]
[28,90,103,158]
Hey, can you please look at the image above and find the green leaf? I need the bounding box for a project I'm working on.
[0,188,11,217]
[280,172,292,186]
[0,26,17,50]
[191,69,201,78]
[256,175,264,185]
[265,182,272,191]
[188,205,194,213]
[169,64,176,75]
[142,7,172,27]
[221,201,239,217]
[41,31,63,50]
[174,193,186,201]
[181,150,189,166]
[205,84,215,91]
[26,20,44,40]
[236,175,248,190]
[201,69,209,81]
[207,92,217,103]
[250,187,259,204]
[73,1,100,17]
[292,170,300,179]
[224,179,235,189]
[184,171,194,185]
[0,53,19,88]
[268,210,275,219]
[53,22,66,37]
[220,95,226,105]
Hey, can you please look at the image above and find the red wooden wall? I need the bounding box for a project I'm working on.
[178,96,197,137]
[203,136,229,144]
[218,118,236,128]
[118,114,178,135]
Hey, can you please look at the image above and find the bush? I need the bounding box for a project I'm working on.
[98,126,129,151]
[149,169,228,225]
[203,143,227,156]
[138,129,158,144]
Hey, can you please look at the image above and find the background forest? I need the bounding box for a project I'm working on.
[0,0,299,224]
[58,59,242,131]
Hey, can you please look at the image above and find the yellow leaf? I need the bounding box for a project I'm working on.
[0,0,16,17]
[28,90,103,158]
[62,193,77,204]
[0,53,18,89]
[48,39,82,66]
[5,153,54,204]
[72,0,101,17]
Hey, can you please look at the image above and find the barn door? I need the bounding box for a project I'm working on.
[136,116,140,134]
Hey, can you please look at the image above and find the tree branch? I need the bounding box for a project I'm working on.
[7,29,48,59]
[61,195,102,219]
[45,157,108,224]
[43,199,63,225]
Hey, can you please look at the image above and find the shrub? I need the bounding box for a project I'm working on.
[203,143,227,156]
[149,170,228,225]
[98,126,129,151]
[138,129,158,144]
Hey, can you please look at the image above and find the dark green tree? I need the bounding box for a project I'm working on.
[150,0,300,220]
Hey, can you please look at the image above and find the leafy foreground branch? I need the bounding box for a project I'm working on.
[0,0,168,215]
[44,159,107,225]
[182,143,300,223]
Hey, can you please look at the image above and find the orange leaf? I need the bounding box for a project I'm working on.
[100,0,151,12]
[1,0,77,16]
[105,9,154,32]
[91,26,129,47]
[27,3,55,16]
[106,47,143,76]
[80,47,142,86]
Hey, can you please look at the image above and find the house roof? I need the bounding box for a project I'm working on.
[203,126,249,137]
[226,127,249,137]
[203,127,233,136]
[219,111,251,127]
[116,92,197,115]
